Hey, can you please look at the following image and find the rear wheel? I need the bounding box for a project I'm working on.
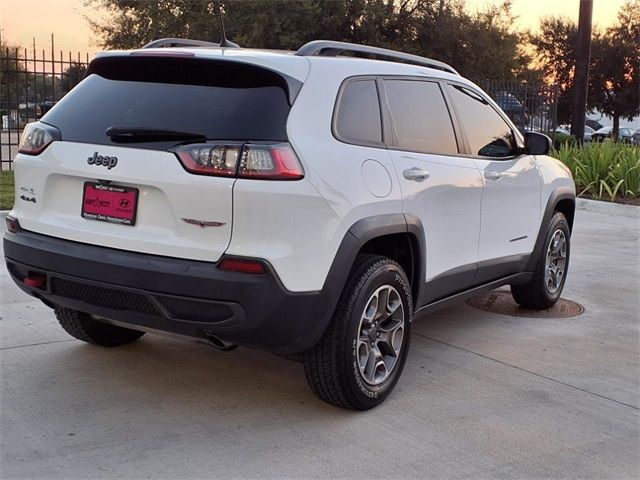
[303,255,413,410]
[511,212,570,309]
[55,307,145,347]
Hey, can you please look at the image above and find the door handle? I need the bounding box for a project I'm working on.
[403,168,430,181]
[484,170,502,181]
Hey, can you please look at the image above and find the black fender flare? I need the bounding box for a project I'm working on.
[327,213,426,300]
[346,213,426,302]
[526,187,575,271]
[301,214,426,352]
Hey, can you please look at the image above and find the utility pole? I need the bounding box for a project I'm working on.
[571,0,593,144]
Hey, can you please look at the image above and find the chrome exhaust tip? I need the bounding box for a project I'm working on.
[206,334,238,351]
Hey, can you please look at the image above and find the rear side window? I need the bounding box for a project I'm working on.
[447,85,517,158]
[42,56,299,149]
[384,80,458,155]
[334,79,383,146]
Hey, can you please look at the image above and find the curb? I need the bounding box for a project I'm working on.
[576,198,640,219]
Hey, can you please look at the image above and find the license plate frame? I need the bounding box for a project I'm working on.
[81,182,139,226]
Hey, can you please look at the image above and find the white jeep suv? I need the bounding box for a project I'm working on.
[4,40,575,410]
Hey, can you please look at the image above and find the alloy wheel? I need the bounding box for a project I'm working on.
[356,285,405,386]
[545,229,567,294]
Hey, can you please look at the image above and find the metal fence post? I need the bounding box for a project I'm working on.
[0,45,90,170]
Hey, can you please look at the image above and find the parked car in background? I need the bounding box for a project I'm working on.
[632,128,640,146]
[586,118,604,131]
[584,125,594,142]
[494,91,526,131]
[17,103,41,129]
[555,125,594,143]
[591,126,634,143]
[38,101,56,118]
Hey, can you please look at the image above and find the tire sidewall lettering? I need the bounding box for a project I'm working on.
[348,264,412,402]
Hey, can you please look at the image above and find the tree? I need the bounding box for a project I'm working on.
[0,41,29,112]
[86,1,414,50]
[529,2,640,133]
[85,0,222,49]
[85,0,533,83]
[412,0,530,83]
[61,63,88,94]
[528,17,582,124]
[590,1,640,138]
[224,1,348,49]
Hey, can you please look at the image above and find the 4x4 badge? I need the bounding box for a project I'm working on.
[181,218,226,228]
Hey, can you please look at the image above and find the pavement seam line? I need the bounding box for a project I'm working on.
[0,339,76,351]
[414,332,640,411]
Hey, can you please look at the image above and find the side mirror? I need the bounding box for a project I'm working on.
[525,132,552,155]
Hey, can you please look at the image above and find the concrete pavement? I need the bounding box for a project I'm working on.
[1,208,639,479]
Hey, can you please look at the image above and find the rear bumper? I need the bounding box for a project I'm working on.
[4,230,334,354]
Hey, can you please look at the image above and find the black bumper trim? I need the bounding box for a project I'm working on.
[4,230,341,353]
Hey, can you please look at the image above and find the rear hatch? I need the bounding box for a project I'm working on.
[13,54,303,262]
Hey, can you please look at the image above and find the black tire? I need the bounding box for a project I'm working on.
[54,307,145,347]
[303,254,413,410]
[511,212,571,309]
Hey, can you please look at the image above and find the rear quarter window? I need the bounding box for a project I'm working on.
[333,79,383,146]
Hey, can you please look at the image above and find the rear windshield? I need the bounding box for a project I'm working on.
[42,56,298,149]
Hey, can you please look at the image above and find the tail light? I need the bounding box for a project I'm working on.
[18,122,61,155]
[175,142,304,180]
[176,143,241,177]
[239,144,304,180]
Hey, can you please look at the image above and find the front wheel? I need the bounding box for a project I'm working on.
[511,212,571,309]
[303,255,413,410]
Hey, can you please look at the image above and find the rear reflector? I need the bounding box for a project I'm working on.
[24,274,46,288]
[175,142,304,180]
[218,258,266,274]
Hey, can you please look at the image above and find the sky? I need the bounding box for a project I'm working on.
[0,0,629,57]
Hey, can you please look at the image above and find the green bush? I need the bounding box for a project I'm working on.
[552,132,579,151]
[554,142,640,201]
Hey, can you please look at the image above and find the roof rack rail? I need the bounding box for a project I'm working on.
[296,40,459,75]
[142,38,221,49]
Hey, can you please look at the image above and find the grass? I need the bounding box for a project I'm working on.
[0,170,14,210]
[553,142,640,203]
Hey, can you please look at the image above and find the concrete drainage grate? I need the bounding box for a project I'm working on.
[465,290,584,318]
